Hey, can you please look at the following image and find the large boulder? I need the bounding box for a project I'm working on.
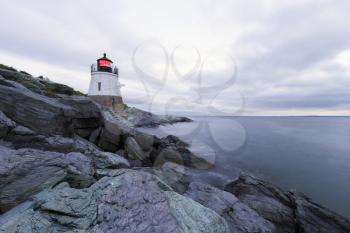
[225,174,350,233]
[58,95,102,138]
[0,146,94,213]
[0,77,73,136]
[153,135,214,169]
[97,108,133,151]
[0,76,102,137]
[0,169,230,233]
[185,182,275,233]
[125,136,150,164]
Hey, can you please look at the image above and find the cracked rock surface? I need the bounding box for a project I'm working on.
[0,169,229,233]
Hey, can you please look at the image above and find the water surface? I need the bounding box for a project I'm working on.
[140,116,350,219]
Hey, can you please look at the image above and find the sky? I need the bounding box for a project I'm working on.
[0,0,350,116]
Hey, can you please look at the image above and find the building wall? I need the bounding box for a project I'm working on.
[89,95,124,111]
[87,72,122,96]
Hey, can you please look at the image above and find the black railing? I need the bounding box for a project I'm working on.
[91,64,119,76]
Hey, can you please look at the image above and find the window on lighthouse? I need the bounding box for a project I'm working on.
[99,60,112,67]
[98,82,101,91]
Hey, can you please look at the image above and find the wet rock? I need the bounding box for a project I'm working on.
[0,169,230,233]
[0,146,94,213]
[185,182,275,233]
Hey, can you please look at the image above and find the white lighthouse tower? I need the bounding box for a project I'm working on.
[88,53,124,111]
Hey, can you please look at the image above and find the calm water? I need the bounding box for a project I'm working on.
[140,116,350,219]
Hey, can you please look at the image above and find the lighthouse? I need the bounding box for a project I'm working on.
[88,53,124,111]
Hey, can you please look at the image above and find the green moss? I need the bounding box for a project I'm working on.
[0,64,87,97]
[72,90,86,96]
[0,64,17,72]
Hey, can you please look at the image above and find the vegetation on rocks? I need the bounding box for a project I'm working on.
[0,64,84,97]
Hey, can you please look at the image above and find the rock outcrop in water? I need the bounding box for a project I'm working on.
[1,66,350,232]
[124,106,192,127]
[225,173,350,233]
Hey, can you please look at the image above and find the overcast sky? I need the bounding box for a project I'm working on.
[1,0,350,116]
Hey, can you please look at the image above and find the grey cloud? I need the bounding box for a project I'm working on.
[1,0,350,115]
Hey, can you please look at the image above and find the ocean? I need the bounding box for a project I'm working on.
[139,116,350,219]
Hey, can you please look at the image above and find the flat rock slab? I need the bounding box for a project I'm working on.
[0,169,230,233]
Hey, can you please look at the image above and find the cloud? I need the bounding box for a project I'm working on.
[0,0,349,115]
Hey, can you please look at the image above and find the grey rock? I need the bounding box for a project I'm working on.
[288,190,350,233]
[153,135,214,169]
[225,173,350,233]
[185,182,275,233]
[0,111,16,138]
[0,68,80,96]
[0,76,75,136]
[9,133,130,171]
[161,135,189,147]
[124,107,192,127]
[137,162,192,194]
[225,174,296,233]
[5,125,45,144]
[0,169,230,233]
[0,76,102,137]
[96,109,131,151]
[93,151,130,170]
[88,127,101,144]
[59,95,102,138]
[0,146,94,213]
[153,146,184,166]
[125,137,149,162]
[134,131,155,152]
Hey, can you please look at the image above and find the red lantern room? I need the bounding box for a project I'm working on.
[92,53,119,76]
[97,53,113,72]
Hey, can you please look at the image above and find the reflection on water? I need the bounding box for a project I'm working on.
[139,116,350,219]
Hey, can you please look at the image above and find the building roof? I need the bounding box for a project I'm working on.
[97,53,113,63]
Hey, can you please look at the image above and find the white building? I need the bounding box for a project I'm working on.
[88,53,124,111]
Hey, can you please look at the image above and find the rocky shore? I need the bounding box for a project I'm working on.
[0,66,350,232]
[124,106,192,128]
